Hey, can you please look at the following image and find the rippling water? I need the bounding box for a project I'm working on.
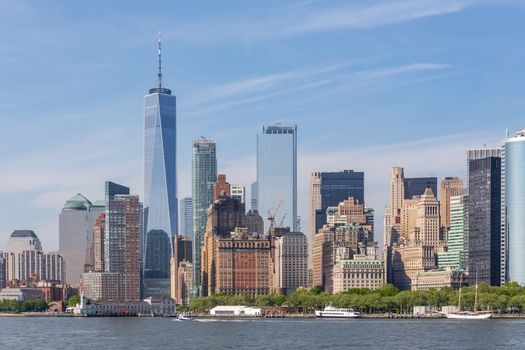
[0,317,523,349]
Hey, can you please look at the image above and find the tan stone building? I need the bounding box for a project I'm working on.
[439,177,464,229]
[333,258,384,293]
[392,245,436,290]
[175,260,192,305]
[412,268,466,291]
[400,198,418,241]
[273,232,308,295]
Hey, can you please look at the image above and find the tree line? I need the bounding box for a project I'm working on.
[0,299,49,313]
[188,283,525,314]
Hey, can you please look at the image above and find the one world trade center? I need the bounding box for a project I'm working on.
[143,34,177,297]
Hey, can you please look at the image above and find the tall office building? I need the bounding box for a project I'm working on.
[256,124,297,231]
[192,138,217,296]
[467,155,501,286]
[105,181,143,300]
[179,197,193,239]
[59,194,104,286]
[0,257,6,289]
[273,232,308,295]
[438,194,468,269]
[92,213,105,272]
[439,177,464,229]
[143,35,178,297]
[404,177,437,199]
[231,185,246,204]
[309,170,364,261]
[250,181,258,211]
[503,129,525,285]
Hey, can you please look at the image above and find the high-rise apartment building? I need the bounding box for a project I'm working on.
[310,170,364,263]
[439,177,464,229]
[467,155,501,286]
[105,181,143,300]
[3,230,65,284]
[179,197,193,239]
[92,213,105,272]
[191,138,217,297]
[502,129,525,285]
[59,194,104,285]
[143,36,178,298]
[256,124,297,231]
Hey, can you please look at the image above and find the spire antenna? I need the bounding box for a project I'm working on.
[157,31,163,88]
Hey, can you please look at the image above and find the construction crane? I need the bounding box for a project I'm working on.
[267,200,283,228]
[278,213,288,228]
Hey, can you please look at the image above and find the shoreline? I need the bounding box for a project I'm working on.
[2,312,525,319]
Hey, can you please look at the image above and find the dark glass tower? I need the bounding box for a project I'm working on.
[468,156,501,286]
[403,177,437,199]
[143,34,178,297]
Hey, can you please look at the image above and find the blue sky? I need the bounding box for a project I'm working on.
[0,0,524,250]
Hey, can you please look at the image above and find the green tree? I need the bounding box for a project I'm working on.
[67,295,81,307]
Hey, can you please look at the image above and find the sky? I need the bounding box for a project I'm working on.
[0,0,524,251]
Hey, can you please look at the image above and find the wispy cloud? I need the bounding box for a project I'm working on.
[165,0,477,43]
[181,61,452,118]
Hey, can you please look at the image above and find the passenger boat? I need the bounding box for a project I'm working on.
[315,305,361,318]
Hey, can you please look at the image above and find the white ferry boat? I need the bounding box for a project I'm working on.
[315,305,361,319]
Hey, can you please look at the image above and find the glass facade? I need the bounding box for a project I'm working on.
[144,86,178,297]
[191,139,217,297]
[256,124,297,231]
[467,157,501,286]
[504,131,525,284]
[404,177,437,199]
[179,197,193,239]
[438,194,467,269]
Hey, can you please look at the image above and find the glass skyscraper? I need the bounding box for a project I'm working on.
[256,124,297,231]
[403,177,437,199]
[143,36,177,297]
[179,197,193,239]
[191,138,217,297]
[503,129,525,285]
[467,155,501,286]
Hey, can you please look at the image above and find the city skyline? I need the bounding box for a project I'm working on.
[1,1,525,250]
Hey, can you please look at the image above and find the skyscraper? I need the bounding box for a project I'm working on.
[503,129,525,285]
[179,197,193,239]
[468,155,501,286]
[439,177,464,229]
[59,194,104,286]
[250,181,258,211]
[105,181,143,301]
[231,185,246,204]
[310,170,365,261]
[256,124,297,231]
[404,177,437,199]
[192,138,217,297]
[143,35,178,297]
[438,194,468,270]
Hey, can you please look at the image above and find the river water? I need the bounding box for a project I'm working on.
[0,317,522,349]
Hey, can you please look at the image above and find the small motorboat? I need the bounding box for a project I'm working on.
[176,314,195,321]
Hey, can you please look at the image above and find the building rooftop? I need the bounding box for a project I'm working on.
[10,230,38,238]
[63,193,91,210]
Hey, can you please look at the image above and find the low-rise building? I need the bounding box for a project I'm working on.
[209,305,263,316]
[0,288,44,301]
[333,258,384,293]
[143,296,177,316]
[411,269,467,291]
